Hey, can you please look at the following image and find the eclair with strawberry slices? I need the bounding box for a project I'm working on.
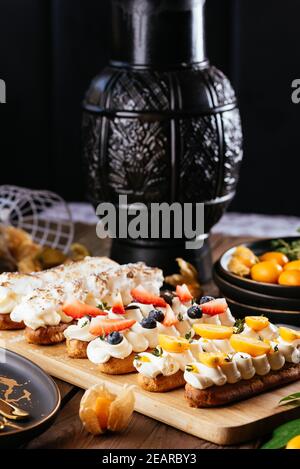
[0,256,117,331]
[10,261,164,346]
[64,271,167,358]
[87,318,140,374]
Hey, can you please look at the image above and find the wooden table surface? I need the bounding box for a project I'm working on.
[24,224,261,449]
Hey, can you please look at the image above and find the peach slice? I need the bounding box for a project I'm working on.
[158,334,190,353]
[279,326,300,343]
[230,334,270,357]
[245,316,269,331]
[193,323,233,340]
[198,352,227,368]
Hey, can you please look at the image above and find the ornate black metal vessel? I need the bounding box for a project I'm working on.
[82,0,243,281]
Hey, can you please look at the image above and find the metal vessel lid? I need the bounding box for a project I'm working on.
[110,0,207,67]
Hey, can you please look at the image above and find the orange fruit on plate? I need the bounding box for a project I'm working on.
[250,261,282,284]
[283,260,300,271]
[278,270,300,286]
[259,251,289,266]
[230,334,270,357]
[245,316,269,331]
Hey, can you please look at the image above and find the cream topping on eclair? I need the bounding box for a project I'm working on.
[87,336,133,364]
[64,317,95,342]
[133,352,180,378]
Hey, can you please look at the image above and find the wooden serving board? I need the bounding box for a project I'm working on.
[1,330,300,446]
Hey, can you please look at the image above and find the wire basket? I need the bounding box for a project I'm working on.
[0,185,74,253]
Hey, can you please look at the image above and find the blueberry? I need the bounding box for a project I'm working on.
[199,296,215,305]
[140,317,157,329]
[160,290,174,306]
[187,305,202,319]
[148,309,165,323]
[107,331,123,345]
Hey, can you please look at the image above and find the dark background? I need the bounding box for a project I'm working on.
[0,0,299,216]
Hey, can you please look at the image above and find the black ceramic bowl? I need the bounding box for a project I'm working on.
[0,349,61,448]
[225,296,300,326]
[217,237,300,299]
[214,265,300,311]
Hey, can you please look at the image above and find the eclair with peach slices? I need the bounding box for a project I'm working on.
[184,318,300,407]
[134,334,202,392]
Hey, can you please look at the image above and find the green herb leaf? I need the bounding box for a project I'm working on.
[97,301,108,310]
[152,346,163,357]
[224,354,233,362]
[279,392,300,406]
[185,364,194,372]
[234,318,245,334]
[261,419,300,449]
[185,331,192,341]
[271,238,300,261]
[177,313,183,322]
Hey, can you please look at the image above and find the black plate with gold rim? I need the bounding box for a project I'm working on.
[217,237,300,299]
[0,348,60,448]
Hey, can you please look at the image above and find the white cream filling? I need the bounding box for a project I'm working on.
[252,354,271,376]
[278,342,300,363]
[87,336,132,364]
[157,322,180,337]
[175,319,194,338]
[184,363,227,390]
[131,322,158,348]
[268,349,286,370]
[218,308,236,326]
[11,294,73,330]
[168,350,195,371]
[64,317,95,342]
[133,352,180,378]
[242,323,279,341]
[0,287,18,314]
[232,352,256,380]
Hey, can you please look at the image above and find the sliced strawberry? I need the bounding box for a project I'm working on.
[201,298,228,316]
[176,284,193,303]
[89,318,136,336]
[131,286,166,307]
[62,301,107,319]
[163,305,178,327]
[111,292,126,314]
